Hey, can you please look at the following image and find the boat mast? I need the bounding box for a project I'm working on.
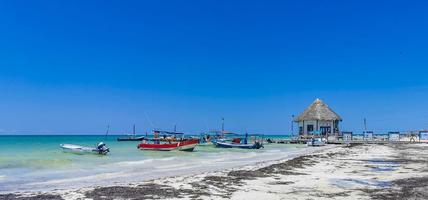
[105,125,110,141]
[221,117,225,133]
[133,124,136,137]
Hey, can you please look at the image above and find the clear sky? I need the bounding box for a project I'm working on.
[0,0,427,134]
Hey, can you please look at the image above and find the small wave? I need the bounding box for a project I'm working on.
[154,163,190,170]
[234,152,258,159]
[116,157,178,167]
[0,159,73,170]
[158,157,177,162]
[116,159,155,166]
[26,172,127,186]
[264,149,282,153]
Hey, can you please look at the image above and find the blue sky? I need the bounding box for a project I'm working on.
[0,0,427,134]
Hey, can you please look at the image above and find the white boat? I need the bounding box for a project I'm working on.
[60,142,110,155]
[306,138,326,147]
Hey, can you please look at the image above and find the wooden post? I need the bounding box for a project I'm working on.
[302,120,305,137]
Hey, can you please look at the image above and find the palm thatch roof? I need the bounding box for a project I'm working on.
[295,98,342,122]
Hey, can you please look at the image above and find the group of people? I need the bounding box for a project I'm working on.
[139,132,179,144]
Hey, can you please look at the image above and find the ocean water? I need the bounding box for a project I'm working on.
[0,135,302,193]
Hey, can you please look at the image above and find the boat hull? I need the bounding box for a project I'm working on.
[214,142,263,149]
[60,144,109,155]
[138,139,199,152]
[117,137,145,142]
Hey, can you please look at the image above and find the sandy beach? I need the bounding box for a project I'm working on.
[2,143,428,200]
[2,0,427,199]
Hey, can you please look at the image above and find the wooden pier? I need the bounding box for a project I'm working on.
[265,139,427,145]
[265,139,307,144]
[326,140,424,145]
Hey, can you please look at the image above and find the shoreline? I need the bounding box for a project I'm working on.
[0,146,334,197]
[0,143,309,193]
[3,143,428,199]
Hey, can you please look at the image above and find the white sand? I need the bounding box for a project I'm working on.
[7,143,428,200]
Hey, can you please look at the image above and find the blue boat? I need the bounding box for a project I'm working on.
[213,133,264,149]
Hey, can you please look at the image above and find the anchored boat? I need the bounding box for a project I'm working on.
[138,130,199,152]
[213,133,264,149]
[214,141,264,149]
[60,142,110,155]
[199,130,233,145]
[61,126,111,155]
[117,136,145,142]
[117,125,146,141]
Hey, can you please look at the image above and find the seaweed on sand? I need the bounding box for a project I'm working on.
[255,155,317,175]
[85,183,209,200]
[361,176,428,200]
[0,194,63,200]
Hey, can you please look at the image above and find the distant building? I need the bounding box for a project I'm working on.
[294,98,342,136]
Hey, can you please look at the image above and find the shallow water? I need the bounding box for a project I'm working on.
[0,135,303,193]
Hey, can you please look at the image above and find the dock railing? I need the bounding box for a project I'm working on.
[326,130,425,144]
[264,131,428,145]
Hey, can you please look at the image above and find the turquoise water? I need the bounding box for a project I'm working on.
[0,135,300,193]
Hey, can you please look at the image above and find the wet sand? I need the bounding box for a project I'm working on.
[2,143,428,200]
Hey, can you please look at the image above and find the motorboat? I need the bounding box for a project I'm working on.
[213,133,264,149]
[117,125,146,141]
[214,141,264,149]
[199,130,240,146]
[60,142,110,155]
[199,118,234,146]
[117,136,145,142]
[198,130,222,145]
[138,130,199,152]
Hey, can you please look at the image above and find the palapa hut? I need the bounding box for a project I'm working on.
[294,98,342,137]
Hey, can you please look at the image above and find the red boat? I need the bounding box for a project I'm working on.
[137,130,199,152]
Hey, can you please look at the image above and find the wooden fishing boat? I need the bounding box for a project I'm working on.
[200,129,238,146]
[213,133,264,149]
[137,130,199,152]
[199,118,229,145]
[118,125,146,141]
[199,130,225,145]
[214,141,263,149]
[117,136,145,142]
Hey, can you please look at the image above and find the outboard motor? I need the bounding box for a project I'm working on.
[254,141,264,149]
[96,142,110,154]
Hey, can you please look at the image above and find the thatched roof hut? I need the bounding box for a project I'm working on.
[294,98,342,136]
[295,98,342,122]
